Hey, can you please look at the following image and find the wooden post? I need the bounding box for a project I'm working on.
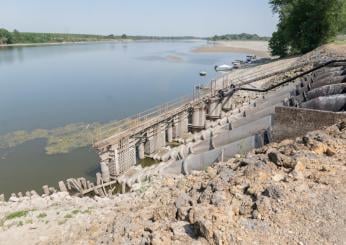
[58,181,68,192]
[100,162,111,182]
[96,172,102,186]
[121,182,126,194]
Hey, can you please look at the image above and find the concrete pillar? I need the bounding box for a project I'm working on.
[58,181,68,192]
[208,98,221,119]
[178,111,189,137]
[172,116,180,139]
[156,123,166,149]
[144,128,155,155]
[167,122,173,143]
[42,185,50,195]
[0,194,4,202]
[137,141,145,160]
[96,172,102,186]
[222,96,233,111]
[191,104,206,130]
[100,162,110,182]
[107,144,119,176]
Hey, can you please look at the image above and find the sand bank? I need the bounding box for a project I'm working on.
[193,40,271,58]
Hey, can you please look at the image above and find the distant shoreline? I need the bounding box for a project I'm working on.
[193,40,271,58]
[0,39,135,48]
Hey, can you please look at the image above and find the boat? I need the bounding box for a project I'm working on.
[214,64,233,72]
[246,55,257,63]
[199,71,207,76]
[232,61,242,69]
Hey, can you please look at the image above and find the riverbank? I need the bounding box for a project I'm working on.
[193,40,271,58]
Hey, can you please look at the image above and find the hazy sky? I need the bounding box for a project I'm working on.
[0,0,278,36]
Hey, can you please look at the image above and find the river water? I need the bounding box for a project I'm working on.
[0,40,246,197]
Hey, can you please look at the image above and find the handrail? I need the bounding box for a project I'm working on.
[238,59,346,92]
[93,57,326,145]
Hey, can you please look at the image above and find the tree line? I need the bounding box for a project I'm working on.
[269,0,346,57]
[0,29,202,45]
[0,29,127,45]
[210,33,270,41]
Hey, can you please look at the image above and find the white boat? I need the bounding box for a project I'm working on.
[214,64,233,72]
[199,71,207,76]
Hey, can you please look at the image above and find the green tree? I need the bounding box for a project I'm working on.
[121,34,127,39]
[0,28,13,44]
[12,29,21,43]
[269,0,346,56]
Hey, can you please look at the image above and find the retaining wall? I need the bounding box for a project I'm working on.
[273,106,346,141]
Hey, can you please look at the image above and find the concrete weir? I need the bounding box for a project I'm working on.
[88,58,346,195]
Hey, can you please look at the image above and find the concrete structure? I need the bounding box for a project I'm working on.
[93,59,345,180]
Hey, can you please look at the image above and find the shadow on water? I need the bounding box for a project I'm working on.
[0,139,99,198]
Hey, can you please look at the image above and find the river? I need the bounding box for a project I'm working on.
[0,40,246,197]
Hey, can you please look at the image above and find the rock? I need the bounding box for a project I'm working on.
[217,167,234,182]
[291,160,305,180]
[211,191,227,206]
[207,167,217,178]
[268,150,282,166]
[272,173,285,182]
[262,185,282,200]
[170,221,189,238]
[195,218,213,240]
[325,147,336,156]
[9,196,19,202]
[175,193,192,209]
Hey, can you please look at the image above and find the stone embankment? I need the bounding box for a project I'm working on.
[0,121,345,244]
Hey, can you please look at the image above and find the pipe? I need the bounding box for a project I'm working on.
[237,59,346,93]
[301,94,346,112]
[305,83,346,101]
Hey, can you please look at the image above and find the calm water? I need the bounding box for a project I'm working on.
[0,40,246,197]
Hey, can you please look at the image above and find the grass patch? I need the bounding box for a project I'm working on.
[37,213,47,219]
[81,208,92,214]
[72,210,79,215]
[64,214,73,219]
[5,210,29,220]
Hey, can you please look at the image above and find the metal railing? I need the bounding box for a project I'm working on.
[93,57,317,147]
[93,95,192,144]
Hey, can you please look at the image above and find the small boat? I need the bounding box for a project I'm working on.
[232,61,241,69]
[214,64,233,72]
[246,55,257,63]
[199,71,207,76]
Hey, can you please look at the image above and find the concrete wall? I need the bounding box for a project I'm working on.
[273,106,346,141]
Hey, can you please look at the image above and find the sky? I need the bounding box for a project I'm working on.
[0,0,278,37]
